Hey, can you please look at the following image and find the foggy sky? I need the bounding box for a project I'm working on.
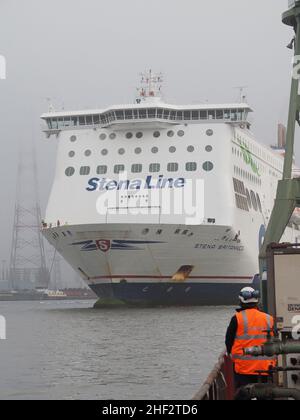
[0,0,296,273]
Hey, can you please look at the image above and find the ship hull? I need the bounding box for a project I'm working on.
[42,222,264,306]
[90,281,255,306]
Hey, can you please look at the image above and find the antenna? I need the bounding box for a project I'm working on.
[234,86,248,103]
[137,70,163,102]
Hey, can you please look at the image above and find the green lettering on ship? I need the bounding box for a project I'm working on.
[238,139,260,176]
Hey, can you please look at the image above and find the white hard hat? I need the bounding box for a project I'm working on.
[239,287,260,304]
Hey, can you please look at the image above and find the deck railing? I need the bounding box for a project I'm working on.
[192,352,235,401]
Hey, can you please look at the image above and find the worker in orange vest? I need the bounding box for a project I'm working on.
[226,287,277,391]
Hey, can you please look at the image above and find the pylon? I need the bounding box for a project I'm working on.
[9,146,50,290]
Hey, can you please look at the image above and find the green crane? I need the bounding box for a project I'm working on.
[259,1,300,306]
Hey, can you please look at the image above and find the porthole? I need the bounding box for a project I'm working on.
[169,146,176,153]
[205,145,213,152]
[99,133,107,140]
[167,162,179,172]
[97,165,107,175]
[167,130,175,137]
[187,146,195,153]
[132,164,142,173]
[177,130,185,137]
[68,151,75,158]
[186,162,197,172]
[126,132,133,139]
[101,149,108,156]
[118,148,125,155]
[142,229,149,235]
[114,165,125,174]
[206,129,214,136]
[135,147,142,155]
[149,163,160,173]
[65,167,75,177]
[84,150,92,157]
[151,147,159,154]
[109,133,116,140]
[153,131,161,138]
[70,135,77,142]
[136,132,143,139]
[80,166,90,176]
[203,161,214,172]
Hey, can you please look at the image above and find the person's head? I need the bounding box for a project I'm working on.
[239,287,260,308]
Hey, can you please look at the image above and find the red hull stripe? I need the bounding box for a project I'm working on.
[90,275,253,280]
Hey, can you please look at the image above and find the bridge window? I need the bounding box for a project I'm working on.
[65,167,75,177]
[139,109,147,119]
[97,165,107,175]
[115,110,124,120]
[186,162,197,172]
[93,115,100,125]
[125,110,133,119]
[79,116,85,126]
[167,163,179,172]
[86,116,93,125]
[132,164,143,173]
[148,108,156,118]
[80,166,90,176]
[149,163,160,173]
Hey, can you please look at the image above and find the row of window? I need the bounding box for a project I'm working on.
[234,165,262,186]
[69,129,214,143]
[233,178,262,213]
[234,133,283,173]
[65,161,214,177]
[68,144,213,158]
[46,108,247,130]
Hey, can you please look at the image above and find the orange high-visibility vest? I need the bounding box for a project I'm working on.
[231,308,277,375]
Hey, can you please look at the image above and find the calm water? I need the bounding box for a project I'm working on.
[0,300,234,400]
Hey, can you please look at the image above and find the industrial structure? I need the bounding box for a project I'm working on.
[8,147,50,290]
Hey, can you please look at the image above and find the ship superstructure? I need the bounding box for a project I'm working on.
[41,73,299,305]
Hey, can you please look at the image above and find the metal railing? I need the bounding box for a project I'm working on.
[192,352,235,401]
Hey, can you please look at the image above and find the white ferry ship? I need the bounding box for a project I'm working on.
[41,72,299,305]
